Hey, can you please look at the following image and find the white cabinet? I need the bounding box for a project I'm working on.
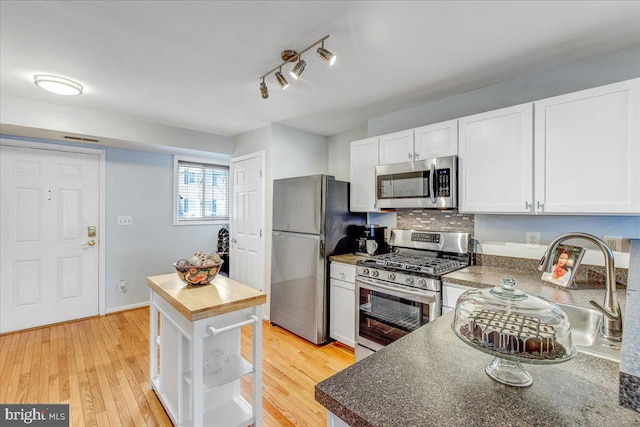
[378,129,414,165]
[442,282,472,314]
[330,262,356,348]
[459,78,640,215]
[458,103,534,213]
[534,78,640,214]
[413,119,458,160]
[378,121,458,166]
[350,137,379,212]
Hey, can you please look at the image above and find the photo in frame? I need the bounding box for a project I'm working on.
[540,244,586,288]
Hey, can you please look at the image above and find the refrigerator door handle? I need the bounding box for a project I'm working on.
[320,239,325,258]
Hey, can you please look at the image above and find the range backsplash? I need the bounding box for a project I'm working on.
[395,209,474,234]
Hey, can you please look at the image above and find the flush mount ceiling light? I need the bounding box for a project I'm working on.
[34,74,83,96]
[259,34,336,99]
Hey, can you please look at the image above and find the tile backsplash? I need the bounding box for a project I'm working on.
[395,209,474,234]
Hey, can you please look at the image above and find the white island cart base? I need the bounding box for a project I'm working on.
[147,274,265,427]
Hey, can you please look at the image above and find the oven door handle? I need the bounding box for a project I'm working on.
[357,278,437,303]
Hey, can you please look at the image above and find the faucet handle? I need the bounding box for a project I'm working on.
[589,300,620,321]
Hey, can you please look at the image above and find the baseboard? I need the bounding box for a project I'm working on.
[105,301,150,314]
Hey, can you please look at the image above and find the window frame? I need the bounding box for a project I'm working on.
[173,155,230,226]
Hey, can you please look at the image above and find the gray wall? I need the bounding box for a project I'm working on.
[105,148,225,310]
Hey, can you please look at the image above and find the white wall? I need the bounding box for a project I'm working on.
[0,95,234,154]
[328,127,367,181]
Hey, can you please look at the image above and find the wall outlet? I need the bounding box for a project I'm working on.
[118,280,128,292]
[526,232,540,248]
[602,235,622,252]
[117,216,133,226]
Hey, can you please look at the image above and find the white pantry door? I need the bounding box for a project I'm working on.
[0,145,100,333]
[230,152,264,291]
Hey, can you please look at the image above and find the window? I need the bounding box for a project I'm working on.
[175,158,229,224]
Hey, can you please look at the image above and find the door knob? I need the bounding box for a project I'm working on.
[88,239,96,246]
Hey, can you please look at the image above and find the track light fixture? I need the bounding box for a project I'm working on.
[260,77,268,99]
[275,67,289,90]
[259,34,336,99]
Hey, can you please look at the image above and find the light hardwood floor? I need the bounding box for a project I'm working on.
[0,308,354,426]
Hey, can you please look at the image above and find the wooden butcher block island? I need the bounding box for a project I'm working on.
[147,273,266,427]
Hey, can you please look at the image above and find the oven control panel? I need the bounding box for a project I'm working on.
[411,232,441,243]
[356,266,440,292]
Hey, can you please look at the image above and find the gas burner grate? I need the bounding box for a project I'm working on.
[372,253,466,275]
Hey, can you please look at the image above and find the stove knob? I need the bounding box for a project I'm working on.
[388,273,396,280]
[417,278,427,288]
[371,270,379,277]
[405,277,414,285]
[362,268,370,275]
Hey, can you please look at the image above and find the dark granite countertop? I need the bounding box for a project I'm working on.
[443,266,627,312]
[315,311,640,427]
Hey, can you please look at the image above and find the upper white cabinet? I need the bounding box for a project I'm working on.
[413,119,458,160]
[458,103,534,213]
[534,78,640,214]
[459,78,640,215]
[378,129,414,165]
[378,121,458,166]
[350,137,380,212]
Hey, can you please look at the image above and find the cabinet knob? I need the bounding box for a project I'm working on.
[525,201,532,210]
[537,201,544,211]
[408,152,412,159]
[414,152,419,159]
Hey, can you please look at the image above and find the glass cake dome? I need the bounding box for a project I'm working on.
[452,275,577,387]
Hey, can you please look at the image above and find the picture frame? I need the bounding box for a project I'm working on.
[540,244,586,288]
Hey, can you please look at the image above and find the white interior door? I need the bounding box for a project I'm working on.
[0,145,100,333]
[230,152,264,291]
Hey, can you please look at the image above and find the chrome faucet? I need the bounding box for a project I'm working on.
[538,232,622,342]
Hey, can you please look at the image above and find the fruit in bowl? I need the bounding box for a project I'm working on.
[173,252,224,286]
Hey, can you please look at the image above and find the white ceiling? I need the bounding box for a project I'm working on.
[1,1,640,138]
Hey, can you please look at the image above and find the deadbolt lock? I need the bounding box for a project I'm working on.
[88,226,96,237]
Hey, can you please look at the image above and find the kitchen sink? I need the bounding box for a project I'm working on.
[556,302,621,362]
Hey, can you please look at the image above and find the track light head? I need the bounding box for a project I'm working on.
[260,79,269,99]
[275,69,289,90]
[290,59,306,80]
[317,46,336,66]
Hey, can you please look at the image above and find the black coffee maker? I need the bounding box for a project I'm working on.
[353,224,387,256]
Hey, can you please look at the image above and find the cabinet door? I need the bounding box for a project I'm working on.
[330,278,355,348]
[350,137,379,212]
[378,129,414,165]
[534,78,640,214]
[459,103,534,213]
[413,119,458,160]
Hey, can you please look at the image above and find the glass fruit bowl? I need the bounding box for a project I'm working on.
[173,262,222,286]
[452,275,577,387]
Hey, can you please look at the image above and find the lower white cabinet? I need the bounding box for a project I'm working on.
[330,262,356,348]
[442,282,473,314]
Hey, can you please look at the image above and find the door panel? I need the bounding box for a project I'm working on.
[1,145,100,333]
[230,153,264,292]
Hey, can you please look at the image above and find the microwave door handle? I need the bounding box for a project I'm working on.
[429,163,437,204]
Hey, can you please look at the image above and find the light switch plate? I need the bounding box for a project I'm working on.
[602,235,622,252]
[526,232,540,248]
[117,216,133,226]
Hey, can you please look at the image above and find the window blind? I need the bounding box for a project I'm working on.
[177,161,229,221]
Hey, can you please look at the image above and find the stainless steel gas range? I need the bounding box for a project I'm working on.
[355,229,472,361]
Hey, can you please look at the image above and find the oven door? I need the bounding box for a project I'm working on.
[355,277,441,352]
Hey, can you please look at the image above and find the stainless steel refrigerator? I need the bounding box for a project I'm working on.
[270,174,365,345]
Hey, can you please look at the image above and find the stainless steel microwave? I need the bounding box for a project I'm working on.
[375,155,457,209]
